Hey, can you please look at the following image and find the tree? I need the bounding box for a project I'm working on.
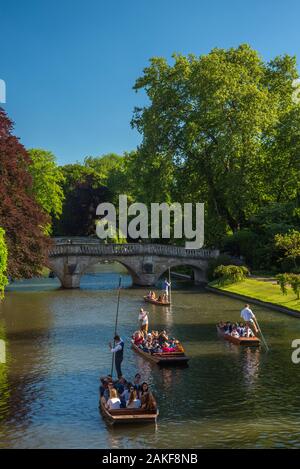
[289,274,300,300]
[131,44,300,238]
[0,227,8,299]
[213,264,249,286]
[276,273,300,300]
[276,273,289,295]
[274,230,300,269]
[53,163,111,236]
[0,108,50,279]
[28,149,65,231]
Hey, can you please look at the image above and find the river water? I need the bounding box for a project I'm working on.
[1,263,300,449]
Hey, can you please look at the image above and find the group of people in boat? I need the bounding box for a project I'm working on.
[218,304,259,339]
[218,321,255,338]
[146,291,169,303]
[146,278,171,304]
[100,373,157,411]
[132,329,184,354]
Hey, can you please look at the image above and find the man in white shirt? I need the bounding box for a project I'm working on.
[138,308,149,335]
[163,278,171,298]
[240,304,258,333]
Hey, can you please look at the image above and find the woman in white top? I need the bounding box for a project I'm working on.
[126,388,141,409]
[106,388,121,410]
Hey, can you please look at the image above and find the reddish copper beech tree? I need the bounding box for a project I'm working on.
[0,107,51,279]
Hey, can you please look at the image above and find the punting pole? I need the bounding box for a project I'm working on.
[254,315,269,352]
[111,276,122,376]
[168,267,172,305]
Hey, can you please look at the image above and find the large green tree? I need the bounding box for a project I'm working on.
[28,149,65,232]
[131,44,300,240]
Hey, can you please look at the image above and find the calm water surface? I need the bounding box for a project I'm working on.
[1,264,300,448]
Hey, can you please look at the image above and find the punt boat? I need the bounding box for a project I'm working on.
[143,296,171,306]
[99,396,158,424]
[216,325,260,346]
[131,340,189,365]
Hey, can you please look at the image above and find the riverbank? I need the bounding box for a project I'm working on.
[207,278,300,317]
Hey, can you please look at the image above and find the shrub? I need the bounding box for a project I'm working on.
[289,274,300,300]
[213,264,249,286]
[276,273,290,295]
[276,273,300,300]
[207,254,238,282]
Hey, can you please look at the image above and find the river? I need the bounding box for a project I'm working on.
[0,263,300,449]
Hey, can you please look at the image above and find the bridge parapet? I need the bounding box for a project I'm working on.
[49,239,219,260]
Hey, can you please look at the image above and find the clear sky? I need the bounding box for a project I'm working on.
[1,0,300,165]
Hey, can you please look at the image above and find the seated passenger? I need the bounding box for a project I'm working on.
[115,376,127,395]
[237,322,245,336]
[99,377,108,397]
[133,373,142,394]
[133,331,144,346]
[105,389,121,410]
[158,331,169,346]
[141,391,157,411]
[121,383,131,403]
[162,342,174,352]
[140,382,149,398]
[126,388,141,409]
[174,340,184,352]
[168,339,177,349]
[218,321,225,330]
[245,325,254,338]
[231,326,240,338]
[224,322,232,334]
[103,381,115,401]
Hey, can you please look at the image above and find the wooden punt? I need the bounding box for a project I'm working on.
[131,340,189,365]
[144,296,170,306]
[99,396,158,424]
[216,326,260,346]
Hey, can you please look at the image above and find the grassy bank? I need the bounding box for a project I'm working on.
[210,278,300,312]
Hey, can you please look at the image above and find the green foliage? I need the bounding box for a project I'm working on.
[28,149,65,233]
[131,45,300,239]
[0,228,8,299]
[274,230,300,268]
[289,274,300,300]
[276,273,300,300]
[213,264,249,286]
[207,254,237,281]
[276,273,290,295]
[224,203,300,271]
[95,219,126,244]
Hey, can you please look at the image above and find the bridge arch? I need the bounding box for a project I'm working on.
[154,259,207,285]
[78,257,144,287]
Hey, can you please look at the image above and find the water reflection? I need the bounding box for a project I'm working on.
[242,348,261,389]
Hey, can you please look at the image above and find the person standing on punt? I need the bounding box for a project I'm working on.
[109,335,124,378]
[139,308,149,335]
[163,278,171,299]
[240,304,258,334]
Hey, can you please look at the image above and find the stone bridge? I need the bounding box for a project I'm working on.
[48,238,219,288]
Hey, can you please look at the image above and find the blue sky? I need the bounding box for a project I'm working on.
[1,0,300,165]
